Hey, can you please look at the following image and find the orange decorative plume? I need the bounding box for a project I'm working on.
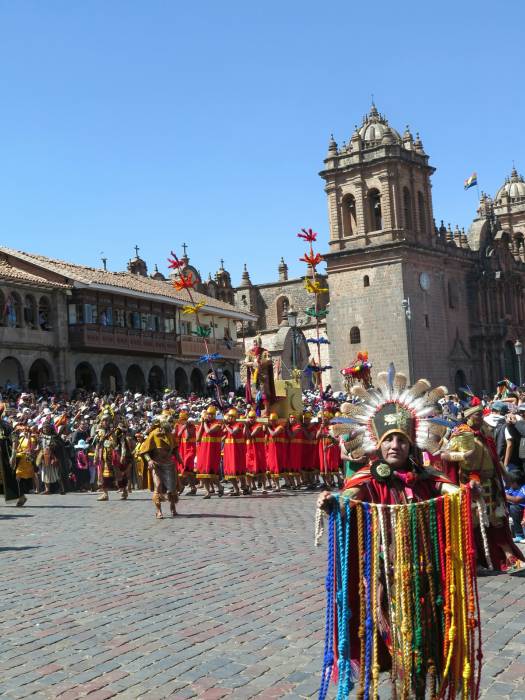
[300,252,323,266]
[173,272,195,291]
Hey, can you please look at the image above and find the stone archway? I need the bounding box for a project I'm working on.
[0,356,24,390]
[126,364,146,393]
[175,367,189,396]
[454,369,467,394]
[190,368,204,394]
[28,359,54,391]
[148,365,165,394]
[100,363,123,394]
[75,362,97,391]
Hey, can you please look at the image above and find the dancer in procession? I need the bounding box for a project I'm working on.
[316,373,481,700]
[139,418,180,518]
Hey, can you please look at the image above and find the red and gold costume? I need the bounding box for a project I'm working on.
[223,411,247,480]
[266,414,287,479]
[175,413,196,478]
[245,414,267,478]
[302,413,318,475]
[317,414,340,475]
[287,416,305,478]
[196,407,223,482]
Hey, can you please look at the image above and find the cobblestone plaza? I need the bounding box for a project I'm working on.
[1,492,525,699]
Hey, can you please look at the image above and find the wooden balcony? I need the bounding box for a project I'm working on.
[179,335,245,360]
[68,325,245,361]
[68,324,180,355]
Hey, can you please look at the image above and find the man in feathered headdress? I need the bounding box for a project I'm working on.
[442,395,524,573]
[318,372,460,697]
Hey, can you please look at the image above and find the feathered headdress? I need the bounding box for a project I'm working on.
[332,369,449,455]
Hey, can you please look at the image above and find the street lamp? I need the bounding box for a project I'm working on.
[287,307,298,370]
[514,339,523,386]
[401,298,414,382]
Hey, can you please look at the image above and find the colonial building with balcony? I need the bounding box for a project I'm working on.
[0,247,255,395]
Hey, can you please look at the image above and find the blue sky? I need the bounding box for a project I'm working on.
[0,1,523,284]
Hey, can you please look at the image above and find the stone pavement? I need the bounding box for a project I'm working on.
[1,490,524,700]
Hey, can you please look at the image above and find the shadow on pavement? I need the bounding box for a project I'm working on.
[0,545,40,552]
[178,513,254,519]
[0,512,34,518]
[23,504,90,509]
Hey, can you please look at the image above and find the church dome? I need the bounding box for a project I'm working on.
[495,167,525,202]
[358,104,402,146]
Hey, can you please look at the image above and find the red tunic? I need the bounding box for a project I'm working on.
[266,424,288,476]
[175,422,196,476]
[303,425,318,472]
[246,423,267,476]
[287,423,306,475]
[196,421,223,480]
[223,422,247,479]
[318,427,340,474]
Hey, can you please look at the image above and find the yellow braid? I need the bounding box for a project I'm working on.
[371,506,380,699]
[356,503,366,700]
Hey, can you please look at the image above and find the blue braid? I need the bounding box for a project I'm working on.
[340,498,354,698]
[335,500,345,700]
[363,502,373,700]
[319,503,336,700]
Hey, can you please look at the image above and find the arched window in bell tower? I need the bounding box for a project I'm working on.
[342,193,357,236]
[403,187,412,230]
[368,189,382,231]
[417,191,426,234]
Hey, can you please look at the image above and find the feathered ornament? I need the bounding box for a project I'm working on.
[167,252,186,270]
[193,325,212,338]
[307,337,330,345]
[173,272,195,291]
[297,228,318,242]
[198,353,223,363]
[300,252,323,266]
[305,278,329,294]
[305,306,329,319]
[182,302,205,315]
[338,370,449,455]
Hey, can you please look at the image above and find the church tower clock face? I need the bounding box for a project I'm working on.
[419,272,430,291]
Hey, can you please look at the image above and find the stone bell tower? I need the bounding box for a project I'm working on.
[321,103,435,251]
[320,104,456,390]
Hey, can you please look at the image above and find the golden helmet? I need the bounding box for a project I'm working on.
[247,410,257,418]
[206,405,217,415]
[226,409,238,418]
[269,412,279,421]
[179,411,189,420]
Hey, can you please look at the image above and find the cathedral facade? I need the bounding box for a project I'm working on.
[321,104,525,393]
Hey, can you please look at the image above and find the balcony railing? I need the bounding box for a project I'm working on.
[69,324,180,355]
[68,325,245,360]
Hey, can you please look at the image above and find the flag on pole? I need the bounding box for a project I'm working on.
[464,172,477,190]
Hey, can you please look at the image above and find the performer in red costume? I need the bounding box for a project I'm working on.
[245,409,268,492]
[223,408,248,496]
[266,412,288,491]
[317,411,340,489]
[317,373,460,697]
[442,397,524,573]
[287,414,305,489]
[174,410,197,495]
[301,411,318,489]
[196,405,224,499]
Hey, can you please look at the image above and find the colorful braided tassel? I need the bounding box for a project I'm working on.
[318,489,481,699]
